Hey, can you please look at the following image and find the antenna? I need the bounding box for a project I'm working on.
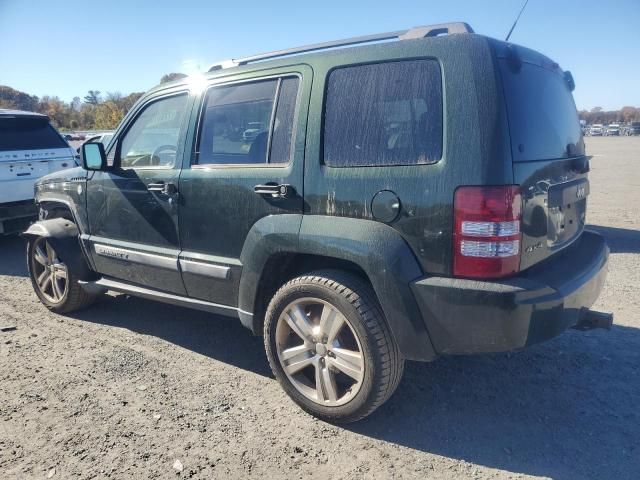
[505,0,530,42]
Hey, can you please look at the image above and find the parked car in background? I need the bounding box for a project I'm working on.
[23,22,611,423]
[621,122,640,136]
[590,124,604,136]
[605,123,620,136]
[77,131,115,153]
[0,109,78,235]
[86,132,114,146]
[242,122,266,142]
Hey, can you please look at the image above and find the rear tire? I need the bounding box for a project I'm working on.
[264,270,404,423]
[27,236,96,313]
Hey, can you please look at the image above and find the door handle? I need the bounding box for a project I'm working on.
[148,181,178,195]
[254,183,295,199]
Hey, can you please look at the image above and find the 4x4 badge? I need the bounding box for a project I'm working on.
[525,242,543,253]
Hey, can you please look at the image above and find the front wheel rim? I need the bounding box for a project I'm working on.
[32,237,68,303]
[275,298,365,407]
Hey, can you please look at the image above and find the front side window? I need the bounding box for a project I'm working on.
[324,60,443,167]
[119,94,188,168]
[197,76,299,165]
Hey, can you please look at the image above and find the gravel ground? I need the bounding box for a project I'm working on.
[1,137,639,479]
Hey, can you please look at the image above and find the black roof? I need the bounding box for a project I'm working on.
[0,108,49,120]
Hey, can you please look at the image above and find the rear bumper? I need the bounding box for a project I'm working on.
[411,230,609,354]
[0,200,37,234]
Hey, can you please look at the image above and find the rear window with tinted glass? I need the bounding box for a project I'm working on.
[0,116,68,152]
[197,76,299,165]
[499,60,584,162]
[324,60,443,167]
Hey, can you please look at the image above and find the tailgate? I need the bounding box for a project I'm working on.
[515,158,589,270]
[0,159,51,181]
[0,160,50,204]
[496,42,588,270]
[0,149,77,203]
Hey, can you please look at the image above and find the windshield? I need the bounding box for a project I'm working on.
[0,116,68,152]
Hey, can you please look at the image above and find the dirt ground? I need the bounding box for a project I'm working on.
[1,137,639,479]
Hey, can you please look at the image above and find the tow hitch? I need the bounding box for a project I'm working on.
[572,309,614,331]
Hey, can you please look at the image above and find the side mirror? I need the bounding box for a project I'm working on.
[81,142,107,171]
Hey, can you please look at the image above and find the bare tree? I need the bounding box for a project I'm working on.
[84,90,101,105]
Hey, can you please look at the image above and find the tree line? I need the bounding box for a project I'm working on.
[2,77,638,130]
[578,106,640,125]
[0,73,187,131]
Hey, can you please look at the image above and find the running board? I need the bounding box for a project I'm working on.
[79,277,250,320]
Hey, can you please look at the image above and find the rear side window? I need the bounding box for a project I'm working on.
[197,76,299,165]
[324,60,443,167]
[499,60,584,161]
[0,116,67,152]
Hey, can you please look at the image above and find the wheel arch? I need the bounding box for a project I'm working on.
[37,200,76,221]
[23,217,94,280]
[239,214,437,361]
[249,252,371,332]
[35,187,90,233]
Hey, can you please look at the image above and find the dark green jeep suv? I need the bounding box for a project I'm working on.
[25,23,612,422]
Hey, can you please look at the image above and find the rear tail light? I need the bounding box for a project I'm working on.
[453,185,522,279]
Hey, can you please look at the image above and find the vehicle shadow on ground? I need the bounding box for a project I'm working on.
[72,293,639,479]
[587,224,640,253]
[350,326,640,480]
[69,294,273,378]
[0,235,28,277]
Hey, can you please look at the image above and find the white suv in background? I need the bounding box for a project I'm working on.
[605,123,620,136]
[589,124,604,136]
[0,109,77,234]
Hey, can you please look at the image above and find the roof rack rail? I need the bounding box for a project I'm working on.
[207,22,474,72]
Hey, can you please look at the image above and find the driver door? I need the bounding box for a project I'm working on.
[85,90,191,294]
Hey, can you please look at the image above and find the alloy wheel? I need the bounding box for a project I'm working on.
[275,298,365,406]
[31,237,68,304]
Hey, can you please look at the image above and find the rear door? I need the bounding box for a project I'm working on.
[497,46,589,270]
[85,91,192,293]
[178,67,310,305]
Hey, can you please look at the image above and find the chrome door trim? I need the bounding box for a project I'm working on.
[179,258,230,280]
[93,243,178,271]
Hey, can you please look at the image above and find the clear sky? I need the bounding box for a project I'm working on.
[1,0,638,110]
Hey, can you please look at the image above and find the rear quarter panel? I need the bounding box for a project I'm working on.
[303,34,513,275]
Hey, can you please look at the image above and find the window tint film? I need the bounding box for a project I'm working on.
[269,77,300,164]
[499,60,584,161]
[119,94,188,168]
[324,60,443,167]
[0,117,68,152]
[198,80,277,165]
